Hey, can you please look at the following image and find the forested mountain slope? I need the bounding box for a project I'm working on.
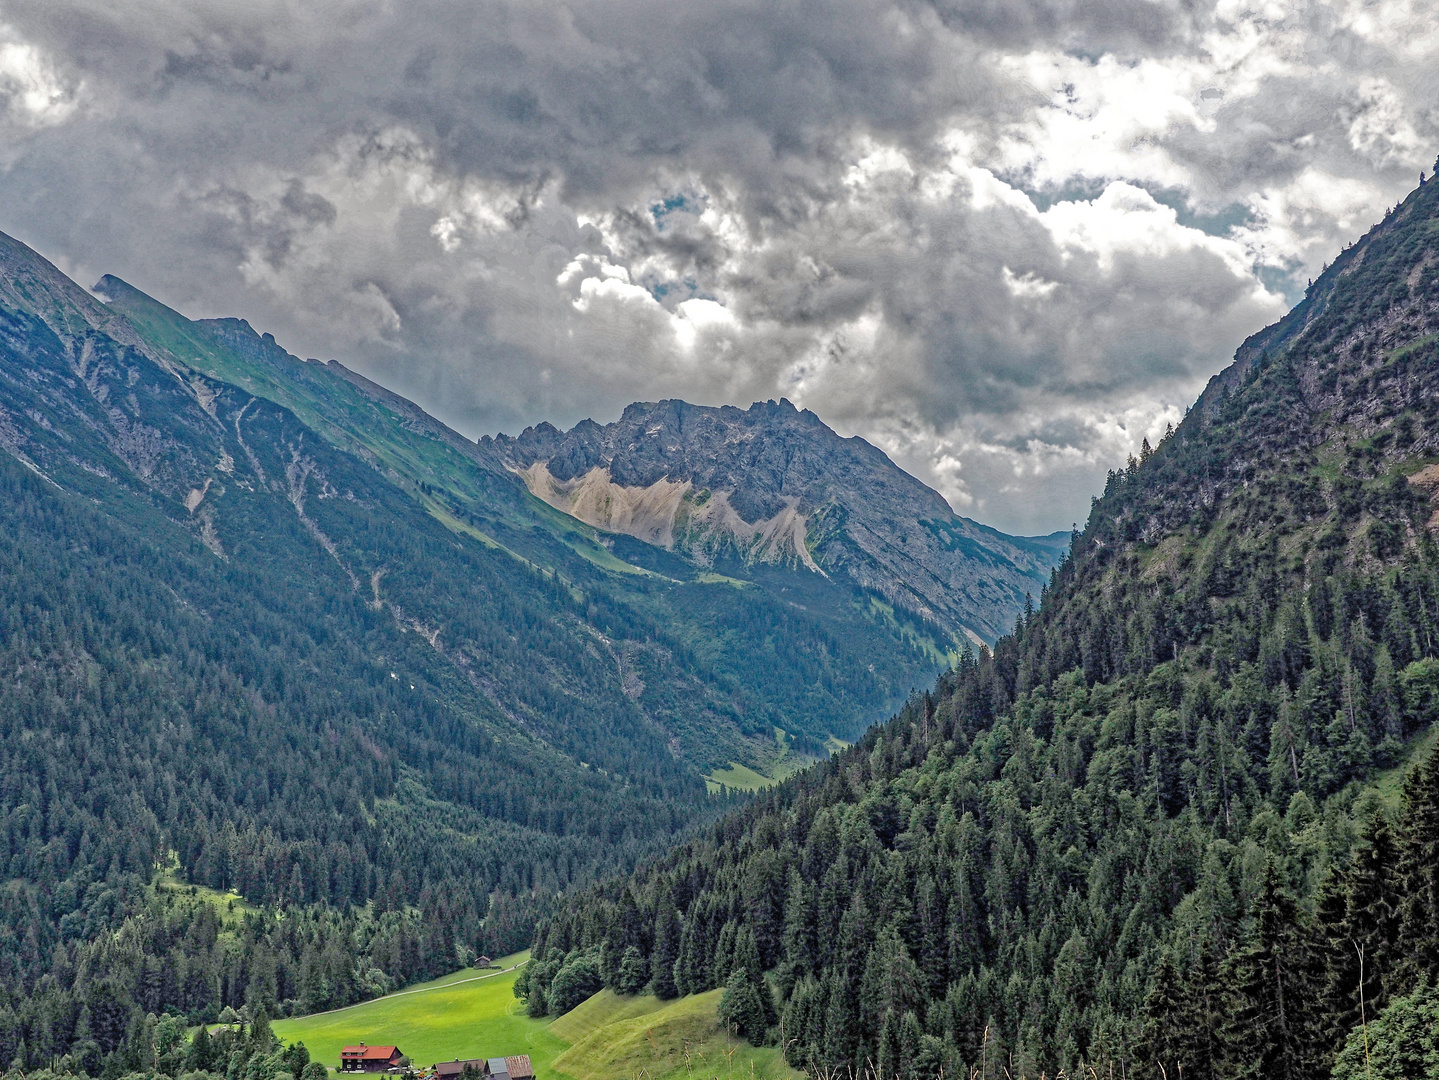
[523,175,1439,1078]
[89,271,950,767]
[490,402,1066,642]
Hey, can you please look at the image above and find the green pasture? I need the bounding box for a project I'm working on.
[272,954,566,1076]
[272,959,799,1080]
[551,989,797,1080]
[703,730,817,794]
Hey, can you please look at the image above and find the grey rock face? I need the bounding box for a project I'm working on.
[488,398,1066,642]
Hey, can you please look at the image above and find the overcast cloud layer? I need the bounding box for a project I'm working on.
[1,0,1436,533]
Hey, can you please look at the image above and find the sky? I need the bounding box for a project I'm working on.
[0,1,1436,534]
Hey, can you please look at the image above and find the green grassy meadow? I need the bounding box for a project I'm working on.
[272,959,799,1080]
[550,989,797,1080]
[272,954,567,1076]
[703,731,817,794]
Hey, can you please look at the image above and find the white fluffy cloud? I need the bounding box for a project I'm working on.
[0,0,1434,532]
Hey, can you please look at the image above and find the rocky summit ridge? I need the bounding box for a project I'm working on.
[488,398,1067,642]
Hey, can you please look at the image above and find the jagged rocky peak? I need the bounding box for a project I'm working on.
[488,398,1067,642]
[494,397,940,520]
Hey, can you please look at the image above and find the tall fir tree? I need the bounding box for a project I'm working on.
[1220,862,1322,1080]
[650,902,681,1000]
[1396,747,1439,987]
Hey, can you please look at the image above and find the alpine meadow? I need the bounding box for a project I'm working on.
[1,8,1439,1080]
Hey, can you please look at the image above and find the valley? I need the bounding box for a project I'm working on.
[1,126,1438,1080]
[0,220,1056,1079]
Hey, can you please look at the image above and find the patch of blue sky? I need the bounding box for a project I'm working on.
[642,274,718,307]
[1010,176,1257,238]
[650,191,705,231]
[1256,262,1306,307]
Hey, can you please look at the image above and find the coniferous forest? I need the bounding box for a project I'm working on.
[2,136,1439,1080]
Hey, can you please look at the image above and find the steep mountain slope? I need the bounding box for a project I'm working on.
[83,266,955,768]
[0,226,706,915]
[525,175,1439,1078]
[490,401,1066,642]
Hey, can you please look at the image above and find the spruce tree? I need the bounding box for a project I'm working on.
[719,968,767,1047]
[782,869,815,975]
[1220,862,1322,1079]
[1341,815,1403,1016]
[1178,939,1225,1080]
[650,902,680,999]
[672,916,702,996]
[898,1011,924,1080]
[616,946,649,995]
[710,920,737,989]
[1136,952,1186,1077]
[1396,747,1439,987]
[822,965,861,1071]
[876,1010,902,1080]
[187,1025,214,1073]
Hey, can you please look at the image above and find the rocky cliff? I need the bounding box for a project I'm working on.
[488,398,1066,642]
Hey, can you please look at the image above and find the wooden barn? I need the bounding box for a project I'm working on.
[432,1060,485,1080]
[484,1056,533,1080]
[340,1045,404,1072]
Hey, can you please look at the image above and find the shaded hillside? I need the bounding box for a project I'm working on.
[490,399,1065,642]
[524,176,1439,1078]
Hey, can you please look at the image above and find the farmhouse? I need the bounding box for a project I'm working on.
[340,1045,404,1072]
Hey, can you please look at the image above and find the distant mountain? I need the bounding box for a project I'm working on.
[489,399,1066,642]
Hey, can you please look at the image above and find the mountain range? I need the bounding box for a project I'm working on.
[0,221,1062,1049]
[5,145,1437,1080]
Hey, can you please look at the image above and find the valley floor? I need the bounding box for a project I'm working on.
[272,957,798,1080]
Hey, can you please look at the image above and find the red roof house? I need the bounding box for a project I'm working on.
[340,1045,404,1072]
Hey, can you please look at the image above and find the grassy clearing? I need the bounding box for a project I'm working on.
[272,954,568,1077]
[150,856,258,926]
[551,989,799,1080]
[694,572,749,588]
[1370,722,1439,807]
[704,762,783,794]
[704,733,817,794]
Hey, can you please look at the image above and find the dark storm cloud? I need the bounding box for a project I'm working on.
[0,0,1434,532]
